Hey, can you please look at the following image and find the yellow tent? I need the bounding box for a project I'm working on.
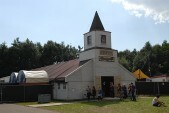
[133,69,149,79]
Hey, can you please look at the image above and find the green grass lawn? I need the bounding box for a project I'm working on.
[41,96,169,113]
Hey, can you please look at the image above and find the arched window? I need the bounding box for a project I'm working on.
[101,35,106,44]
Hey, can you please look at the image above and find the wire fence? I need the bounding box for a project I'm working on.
[0,83,52,103]
[135,82,169,95]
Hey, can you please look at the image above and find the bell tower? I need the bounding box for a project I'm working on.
[79,11,117,62]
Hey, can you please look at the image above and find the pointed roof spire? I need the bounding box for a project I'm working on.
[89,11,105,32]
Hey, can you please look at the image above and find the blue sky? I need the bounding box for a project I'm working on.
[0,0,169,51]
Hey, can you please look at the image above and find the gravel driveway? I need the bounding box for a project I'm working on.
[0,104,58,113]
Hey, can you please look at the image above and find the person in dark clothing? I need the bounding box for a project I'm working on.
[117,83,123,100]
[86,86,91,101]
[131,83,136,101]
[110,82,114,98]
[128,84,132,100]
[122,85,127,99]
[92,86,96,99]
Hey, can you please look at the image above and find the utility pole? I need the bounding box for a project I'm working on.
[149,67,151,77]
[148,55,151,77]
[139,69,140,81]
[0,84,3,103]
[157,82,160,95]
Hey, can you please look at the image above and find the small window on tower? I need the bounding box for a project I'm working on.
[101,35,106,44]
[87,36,92,45]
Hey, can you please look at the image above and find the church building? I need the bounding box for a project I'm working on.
[33,11,136,100]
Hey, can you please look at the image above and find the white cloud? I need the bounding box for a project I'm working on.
[111,0,169,24]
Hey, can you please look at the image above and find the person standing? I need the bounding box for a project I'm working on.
[92,86,96,99]
[86,86,91,101]
[110,82,114,98]
[128,84,132,100]
[117,83,123,100]
[131,83,136,101]
[122,85,127,99]
[98,87,103,101]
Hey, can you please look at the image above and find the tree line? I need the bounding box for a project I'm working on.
[0,38,82,78]
[118,40,169,77]
[0,38,169,78]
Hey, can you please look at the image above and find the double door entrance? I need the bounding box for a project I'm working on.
[101,76,114,97]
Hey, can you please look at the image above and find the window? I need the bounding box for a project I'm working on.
[101,35,106,44]
[87,36,92,45]
[58,83,60,89]
[63,83,66,89]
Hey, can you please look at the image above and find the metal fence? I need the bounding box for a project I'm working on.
[0,83,52,103]
[136,82,169,95]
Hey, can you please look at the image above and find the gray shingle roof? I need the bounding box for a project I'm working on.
[32,59,90,81]
[89,11,105,32]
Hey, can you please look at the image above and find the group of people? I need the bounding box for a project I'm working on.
[86,85,167,107]
[86,84,167,107]
[86,86,102,101]
[86,82,136,101]
[117,83,136,101]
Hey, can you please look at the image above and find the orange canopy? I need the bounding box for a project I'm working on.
[133,69,149,79]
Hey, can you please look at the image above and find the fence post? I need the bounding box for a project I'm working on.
[24,84,25,102]
[0,84,3,103]
[0,84,2,103]
[157,82,160,95]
